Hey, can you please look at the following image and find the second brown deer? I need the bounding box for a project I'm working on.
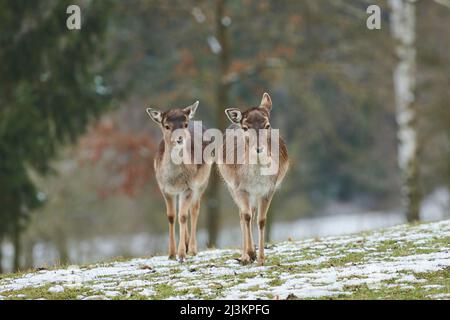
[218,93,289,265]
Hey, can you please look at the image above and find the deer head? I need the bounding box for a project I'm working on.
[225,93,273,158]
[146,101,199,149]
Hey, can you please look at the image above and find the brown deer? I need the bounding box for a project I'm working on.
[218,93,289,265]
[146,101,211,261]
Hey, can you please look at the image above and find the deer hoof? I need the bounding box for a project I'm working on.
[248,250,257,262]
[239,253,252,265]
[178,243,187,260]
[168,254,176,260]
[187,249,197,256]
[257,258,265,266]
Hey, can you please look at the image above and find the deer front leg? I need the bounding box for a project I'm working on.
[178,190,193,262]
[185,215,190,253]
[163,193,177,260]
[188,199,200,256]
[257,193,274,266]
[235,191,252,265]
[247,206,257,262]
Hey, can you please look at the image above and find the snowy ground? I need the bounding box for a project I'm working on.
[0,219,449,300]
[2,188,447,272]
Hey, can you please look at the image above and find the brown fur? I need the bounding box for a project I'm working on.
[218,93,289,265]
[147,102,211,261]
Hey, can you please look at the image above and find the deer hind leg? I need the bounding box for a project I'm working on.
[247,206,257,262]
[178,189,193,262]
[185,211,190,253]
[163,193,177,260]
[188,199,200,256]
[257,193,274,266]
[235,191,252,265]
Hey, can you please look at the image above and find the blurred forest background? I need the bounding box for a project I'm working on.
[0,0,449,273]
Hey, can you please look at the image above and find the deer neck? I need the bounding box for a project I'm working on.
[161,141,189,169]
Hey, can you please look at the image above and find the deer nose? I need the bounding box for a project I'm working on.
[176,136,183,145]
[256,147,264,154]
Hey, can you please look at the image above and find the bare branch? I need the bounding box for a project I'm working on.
[434,0,450,9]
[222,58,284,85]
[329,0,368,19]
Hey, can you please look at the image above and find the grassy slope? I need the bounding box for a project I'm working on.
[0,219,449,300]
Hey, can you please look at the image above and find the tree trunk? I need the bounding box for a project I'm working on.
[206,173,221,248]
[389,0,421,222]
[23,240,34,270]
[56,230,69,265]
[0,234,3,274]
[12,219,22,271]
[206,0,231,247]
[265,196,278,243]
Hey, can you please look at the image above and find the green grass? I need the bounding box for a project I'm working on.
[337,267,450,300]
[1,220,449,300]
[0,283,103,300]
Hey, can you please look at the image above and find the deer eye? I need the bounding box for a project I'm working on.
[164,125,170,130]
[184,123,188,128]
[265,124,271,129]
[242,126,248,132]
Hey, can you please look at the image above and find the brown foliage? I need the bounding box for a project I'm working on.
[78,117,157,197]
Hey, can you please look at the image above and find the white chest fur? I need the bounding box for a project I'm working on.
[238,164,275,197]
[156,158,192,195]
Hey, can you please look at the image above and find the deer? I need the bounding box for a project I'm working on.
[146,101,211,262]
[218,92,289,266]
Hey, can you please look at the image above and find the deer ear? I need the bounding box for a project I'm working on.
[225,108,242,124]
[183,101,199,119]
[259,92,272,113]
[146,108,163,124]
